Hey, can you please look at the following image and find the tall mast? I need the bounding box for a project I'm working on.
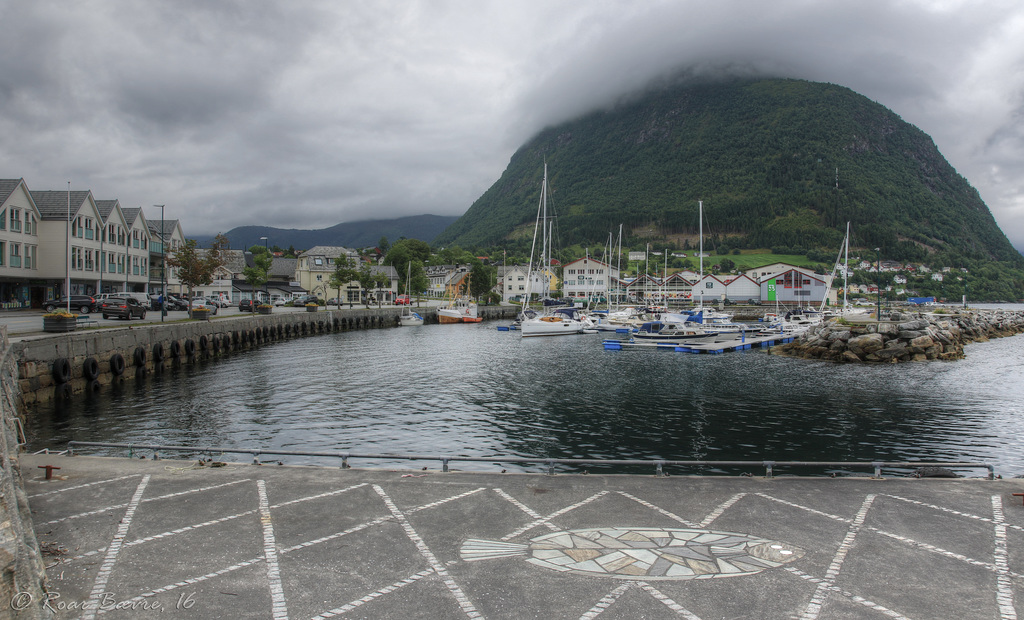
[698,200,703,311]
[843,221,850,310]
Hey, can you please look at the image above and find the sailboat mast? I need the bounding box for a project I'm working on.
[698,200,703,311]
[616,224,623,309]
[843,222,850,309]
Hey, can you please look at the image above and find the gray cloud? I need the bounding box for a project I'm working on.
[1,0,1022,250]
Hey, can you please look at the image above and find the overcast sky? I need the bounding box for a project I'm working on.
[2,0,1022,251]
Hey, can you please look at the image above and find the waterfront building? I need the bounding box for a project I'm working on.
[146,217,185,296]
[0,179,41,308]
[759,268,830,305]
[723,274,761,302]
[745,263,816,282]
[32,188,105,299]
[118,207,153,294]
[295,246,359,301]
[561,257,618,302]
[497,264,530,303]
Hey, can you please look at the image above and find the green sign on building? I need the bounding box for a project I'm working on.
[767,281,777,302]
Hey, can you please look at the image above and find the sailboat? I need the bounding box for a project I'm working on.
[399,263,423,326]
[520,163,588,337]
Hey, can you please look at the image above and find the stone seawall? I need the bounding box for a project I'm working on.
[770,308,1024,363]
[16,305,517,406]
[0,326,51,619]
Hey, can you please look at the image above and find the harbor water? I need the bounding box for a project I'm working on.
[23,310,1024,476]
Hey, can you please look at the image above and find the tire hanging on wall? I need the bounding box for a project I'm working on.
[82,357,99,381]
[199,335,209,351]
[52,358,71,384]
[152,342,164,363]
[133,346,147,367]
[170,340,182,358]
[184,339,196,356]
[110,353,125,376]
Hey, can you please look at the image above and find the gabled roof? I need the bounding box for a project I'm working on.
[30,190,92,220]
[0,179,28,205]
[269,257,296,278]
[121,207,141,226]
[95,199,119,221]
[299,245,355,258]
[562,256,612,269]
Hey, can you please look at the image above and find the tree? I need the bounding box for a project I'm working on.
[329,257,361,306]
[356,262,376,307]
[167,234,229,317]
[378,236,390,254]
[470,261,493,301]
[242,245,273,310]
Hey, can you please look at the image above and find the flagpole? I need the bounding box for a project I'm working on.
[66,182,71,314]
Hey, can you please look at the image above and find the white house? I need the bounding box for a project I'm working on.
[0,179,41,308]
[32,189,106,298]
[562,257,618,300]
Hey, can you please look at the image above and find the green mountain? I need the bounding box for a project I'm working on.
[437,77,1020,267]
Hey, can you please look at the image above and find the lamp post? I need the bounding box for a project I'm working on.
[65,182,71,314]
[260,236,269,305]
[157,205,165,321]
[875,247,881,319]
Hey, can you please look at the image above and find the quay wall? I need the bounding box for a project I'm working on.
[770,308,1024,363]
[15,305,517,406]
[0,326,51,619]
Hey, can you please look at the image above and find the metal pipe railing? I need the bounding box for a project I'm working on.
[62,441,996,479]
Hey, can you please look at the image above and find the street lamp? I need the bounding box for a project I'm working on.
[260,236,269,305]
[156,205,165,321]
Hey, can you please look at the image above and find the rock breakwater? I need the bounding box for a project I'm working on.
[770,309,1024,363]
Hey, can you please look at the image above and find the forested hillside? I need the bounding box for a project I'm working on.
[436,78,1020,267]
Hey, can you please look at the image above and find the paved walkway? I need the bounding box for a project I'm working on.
[20,454,1024,619]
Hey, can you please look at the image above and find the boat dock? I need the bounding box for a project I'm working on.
[603,330,796,353]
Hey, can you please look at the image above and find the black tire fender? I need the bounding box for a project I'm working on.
[82,357,99,380]
[52,358,71,383]
[133,346,147,367]
[184,339,196,356]
[152,342,164,363]
[110,353,125,376]
[170,340,182,358]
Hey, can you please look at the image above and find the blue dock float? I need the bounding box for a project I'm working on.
[603,330,796,354]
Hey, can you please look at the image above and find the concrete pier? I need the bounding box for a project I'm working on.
[20,453,1024,619]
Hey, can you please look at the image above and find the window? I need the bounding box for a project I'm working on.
[85,249,94,271]
[0,210,5,230]
[0,241,4,265]
[316,274,323,281]
[10,208,21,232]
[314,258,323,266]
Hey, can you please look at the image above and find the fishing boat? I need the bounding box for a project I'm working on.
[399,264,424,326]
[438,273,480,324]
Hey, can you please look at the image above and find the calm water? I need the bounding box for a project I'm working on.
[24,308,1024,476]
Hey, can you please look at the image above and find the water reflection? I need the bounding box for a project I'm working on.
[22,322,1024,475]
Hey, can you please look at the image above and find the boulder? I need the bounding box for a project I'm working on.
[847,333,884,355]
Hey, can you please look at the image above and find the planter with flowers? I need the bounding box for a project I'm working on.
[192,307,211,321]
[305,303,319,313]
[42,310,78,333]
[257,304,273,315]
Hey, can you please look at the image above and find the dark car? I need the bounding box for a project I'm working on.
[100,297,147,320]
[293,295,320,306]
[239,299,255,312]
[166,295,189,311]
[43,295,97,314]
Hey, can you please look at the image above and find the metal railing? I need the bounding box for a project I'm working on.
[62,442,996,479]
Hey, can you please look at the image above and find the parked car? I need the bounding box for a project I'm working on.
[292,295,319,306]
[43,295,98,314]
[395,295,412,305]
[165,295,189,311]
[100,297,148,320]
[190,298,219,314]
[209,296,231,308]
[273,297,289,307]
[239,299,255,312]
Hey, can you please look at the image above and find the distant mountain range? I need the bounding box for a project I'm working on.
[192,214,458,251]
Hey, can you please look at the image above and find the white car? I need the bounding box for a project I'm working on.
[189,298,219,314]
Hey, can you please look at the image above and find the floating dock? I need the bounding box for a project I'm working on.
[603,330,796,353]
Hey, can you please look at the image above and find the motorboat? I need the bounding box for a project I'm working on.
[520,307,591,337]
